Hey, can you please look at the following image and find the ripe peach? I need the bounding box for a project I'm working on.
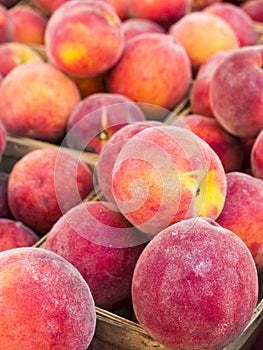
[132,217,258,349]
[127,0,192,28]
[241,0,263,23]
[0,247,96,349]
[0,219,39,252]
[9,5,47,44]
[204,2,259,47]
[251,128,263,178]
[0,173,13,219]
[65,92,146,153]
[8,148,93,235]
[0,42,44,77]
[0,62,80,142]
[111,125,226,235]
[169,11,239,72]
[210,45,263,138]
[107,33,192,112]
[0,4,13,42]
[96,120,164,203]
[45,0,124,78]
[173,114,243,172]
[121,18,165,42]
[45,201,147,310]
[216,171,263,271]
[190,50,230,117]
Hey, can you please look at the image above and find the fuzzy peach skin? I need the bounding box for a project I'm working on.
[190,50,230,117]
[111,125,226,235]
[173,114,243,172]
[9,5,48,44]
[7,148,93,236]
[216,171,263,271]
[204,2,259,47]
[0,173,13,219]
[96,120,164,203]
[251,128,263,178]
[0,247,96,350]
[121,18,165,42]
[241,0,263,23]
[107,33,192,112]
[65,92,145,153]
[45,200,147,310]
[127,0,192,28]
[0,219,39,252]
[0,4,13,42]
[132,217,258,349]
[210,45,263,138]
[0,62,80,142]
[169,12,239,73]
[45,0,124,78]
[0,42,43,77]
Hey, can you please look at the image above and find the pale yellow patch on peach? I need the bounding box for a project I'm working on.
[58,42,87,65]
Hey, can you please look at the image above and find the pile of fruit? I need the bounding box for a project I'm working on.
[0,0,263,349]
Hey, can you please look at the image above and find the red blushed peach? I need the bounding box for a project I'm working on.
[0,219,39,252]
[9,5,47,44]
[0,173,13,219]
[45,0,124,78]
[127,0,191,28]
[251,128,263,178]
[190,50,230,117]
[0,247,96,349]
[45,200,147,310]
[96,120,164,203]
[0,4,13,42]
[8,148,93,236]
[65,93,146,154]
[111,125,226,235]
[121,18,165,42]
[132,217,258,349]
[210,45,263,138]
[0,42,44,77]
[216,171,263,271]
[173,114,243,172]
[169,12,239,72]
[241,0,263,23]
[107,33,192,112]
[0,62,80,142]
[204,3,259,47]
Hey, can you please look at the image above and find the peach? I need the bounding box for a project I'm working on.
[107,33,192,112]
[0,62,80,142]
[169,11,239,72]
[65,92,146,154]
[0,247,96,349]
[173,114,243,172]
[30,0,69,15]
[127,0,192,28]
[70,74,106,99]
[111,125,226,235]
[45,200,147,310]
[0,173,13,219]
[9,5,47,45]
[121,18,165,42]
[251,128,263,178]
[0,42,44,77]
[0,218,39,251]
[0,4,13,43]
[45,0,124,78]
[190,50,230,117]
[204,3,259,47]
[96,120,164,203]
[210,45,263,138]
[216,171,263,271]
[8,148,93,235]
[241,0,263,23]
[132,217,258,349]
